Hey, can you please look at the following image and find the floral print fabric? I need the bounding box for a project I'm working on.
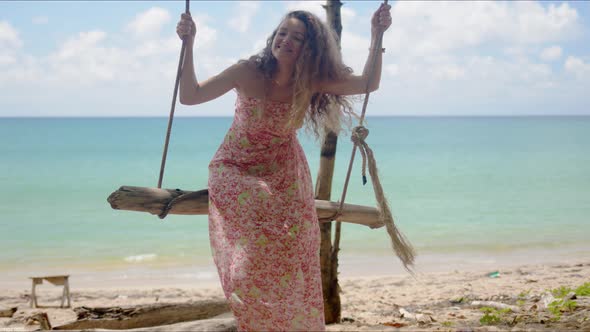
[208,92,325,331]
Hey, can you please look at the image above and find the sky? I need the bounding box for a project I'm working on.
[0,0,589,117]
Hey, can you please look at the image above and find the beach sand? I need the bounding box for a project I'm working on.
[1,259,589,331]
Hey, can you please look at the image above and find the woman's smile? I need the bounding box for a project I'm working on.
[271,17,306,61]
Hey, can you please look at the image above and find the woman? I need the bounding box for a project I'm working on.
[177,4,391,331]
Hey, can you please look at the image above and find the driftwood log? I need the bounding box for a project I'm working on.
[25,312,51,330]
[53,300,229,330]
[0,307,17,318]
[83,315,236,332]
[108,186,384,229]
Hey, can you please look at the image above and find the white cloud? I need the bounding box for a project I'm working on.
[341,30,370,73]
[0,21,23,48]
[540,45,562,61]
[503,47,528,59]
[32,16,49,25]
[127,7,171,39]
[565,56,590,78]
[0,21,22,69]
[54,30,107,60]
[433,64,466,81]
[0,54,16,66]
[228,1,260,33]
[1,54,42,84]
[384,54,554,94]
[385,1,579,57]
[341,7,356,27]
[0,6,226,117]
[252,38,268,54]
[48,31,133,83]
[385,64,399,77]
[366,0,582,114]
[1,1,588,117]
[193,15,217,51]
[513,2,579,43]
[36,10,218,85]
[135,38,174,58]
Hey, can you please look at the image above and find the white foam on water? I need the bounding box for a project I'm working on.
[124,254,157,263]
[195,271,217,280]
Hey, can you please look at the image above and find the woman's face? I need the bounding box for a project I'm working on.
[271,17,307,65]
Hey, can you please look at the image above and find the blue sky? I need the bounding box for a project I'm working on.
[1,1,589,117]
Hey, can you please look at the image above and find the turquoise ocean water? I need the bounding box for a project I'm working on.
[1,116,589,286]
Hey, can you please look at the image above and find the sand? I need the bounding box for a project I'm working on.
[1,259,589,331]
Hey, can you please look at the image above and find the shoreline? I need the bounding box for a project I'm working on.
[2,245,588,291]
[1,260,588,331]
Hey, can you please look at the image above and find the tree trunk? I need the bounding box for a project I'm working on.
[317,0,344,324]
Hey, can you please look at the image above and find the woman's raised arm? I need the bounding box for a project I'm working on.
[315,3,391,96]
[177,13,242,105]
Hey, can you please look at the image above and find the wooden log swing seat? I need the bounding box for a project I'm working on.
[107,0,415,271]
[107,187,384,229]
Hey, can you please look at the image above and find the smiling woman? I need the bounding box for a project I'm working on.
[174,2,392,330]
[272,18,306,63]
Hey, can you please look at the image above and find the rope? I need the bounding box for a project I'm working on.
[351,125,416,272]
[158,189,206,219]
[158,189,184,219]
[156,0,190,220]
[333,0,416,272]
[350,126,370,185]
[157,0,190,190]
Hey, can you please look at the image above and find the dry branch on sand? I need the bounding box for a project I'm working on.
[53,300,229,330]
[0,307,17,318]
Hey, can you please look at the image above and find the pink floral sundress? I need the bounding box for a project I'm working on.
[207,92,325,331]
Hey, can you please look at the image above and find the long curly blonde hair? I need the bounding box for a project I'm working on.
[241,10,358,138]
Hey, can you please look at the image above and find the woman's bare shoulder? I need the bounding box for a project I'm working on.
[233,60,262,78]
[234,60,265,93]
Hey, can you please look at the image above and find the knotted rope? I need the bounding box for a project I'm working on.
[350,125,416,272]
[330,0,416,272]
[350,126,370,185]
[158,189,184,219]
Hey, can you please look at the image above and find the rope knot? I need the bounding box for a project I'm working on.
[351,126,370,185]
[348,124,416,272]
[351,126,369,144]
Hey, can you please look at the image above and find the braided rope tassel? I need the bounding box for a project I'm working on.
[352,126,416,273]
